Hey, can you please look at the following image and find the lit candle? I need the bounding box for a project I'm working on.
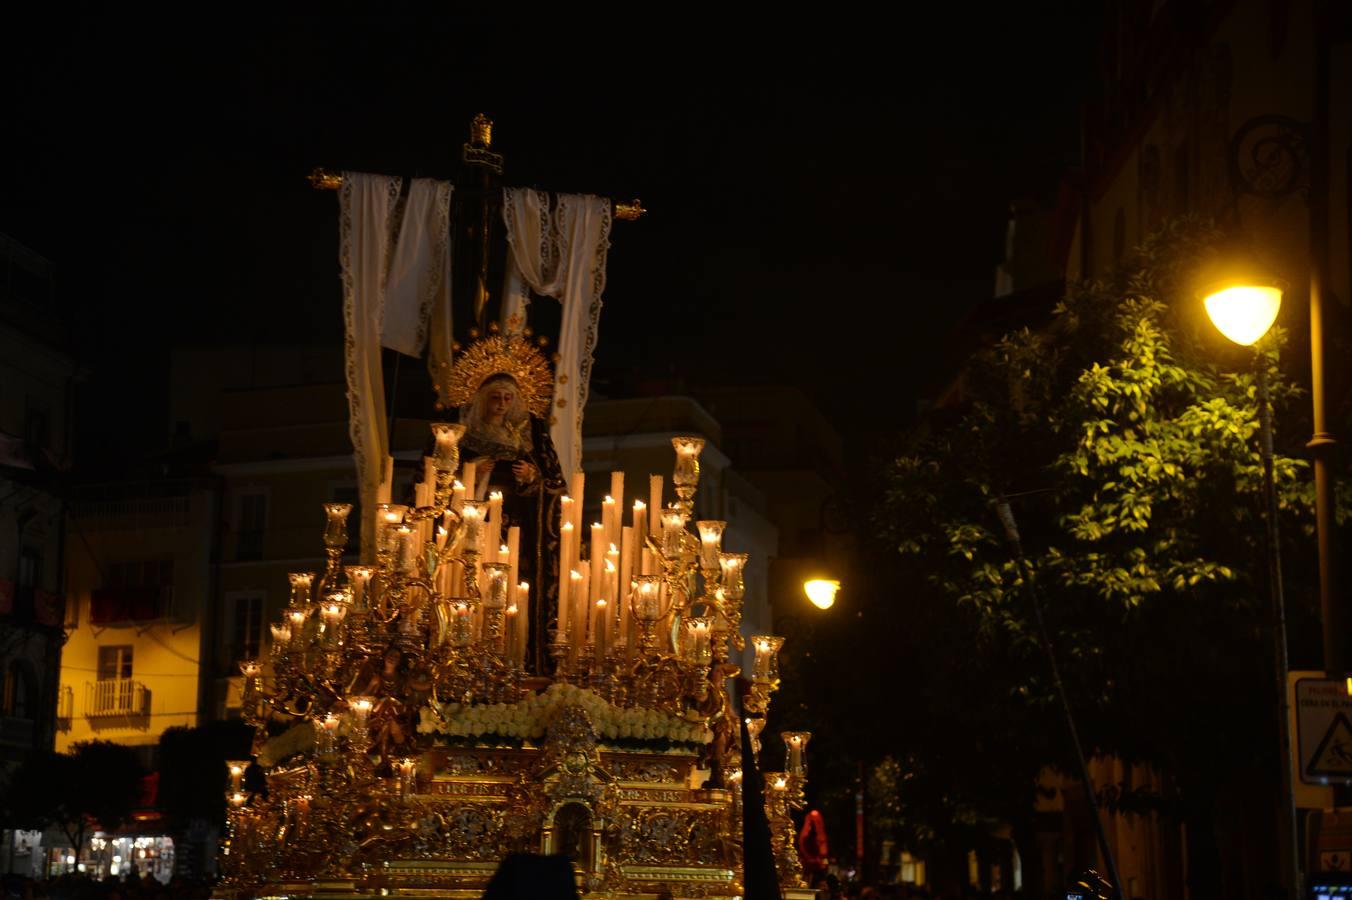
[661,508,688,558]
[288,572,315,608]
[605,546,619,639]
[783,732,811,776]
[504,603,518,662]
[618,526,635,658]
[558,523,574,633]
[575,569,590,651]
[568,570,583,643]
[270,622,292,647]
[461,501,485,553]
[594,598,608,661]
[602,494,617,550]
[506,526,521,606]
[487,491,503,561]
[395,525,416,573]
[431,422,465,470]
[589,522,605,610]
[684,616,713,664]
[632,499,647,546]
[288,608,307,635]
[451,479,465,514]
[462,462,478,501]
[752,635,785,684]
[696,520,726,570]
[376,504,407,559]
[346,566,375,610]
[516,582,529,666]
[348,696,375,725]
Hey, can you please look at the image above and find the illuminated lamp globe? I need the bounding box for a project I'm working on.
[1203,282,1283,347]
[804,579,840,610]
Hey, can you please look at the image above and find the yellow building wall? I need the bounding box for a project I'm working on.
[57,488,213,753]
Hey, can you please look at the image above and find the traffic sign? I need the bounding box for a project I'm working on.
[1296,678,1352,785]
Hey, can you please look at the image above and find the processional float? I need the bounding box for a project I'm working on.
[215,118,816,899]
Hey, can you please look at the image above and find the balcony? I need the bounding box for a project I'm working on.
[86,679,149,717]
[55,684,73,730]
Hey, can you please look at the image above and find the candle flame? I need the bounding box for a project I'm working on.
[571,570,583,581]
[605,560,616,573]
[562,521,573,532]
[604,495,615,504]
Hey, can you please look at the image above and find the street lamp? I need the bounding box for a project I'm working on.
[1202,283,1283,347]
[1202,278,1299,900]
[803,579,840,611]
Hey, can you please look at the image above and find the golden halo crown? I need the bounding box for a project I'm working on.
[444,330,554,417]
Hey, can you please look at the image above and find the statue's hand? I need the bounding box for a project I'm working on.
[512,460,538,484]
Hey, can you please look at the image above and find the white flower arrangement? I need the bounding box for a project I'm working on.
[417,682,712,746]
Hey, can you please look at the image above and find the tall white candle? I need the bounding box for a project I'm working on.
[506,527,521,599]
[632,500,647,547]
[451,479,465,514]
[569,473,585,532]
[589,523,605,611]
[558,522,574,634]
[602,495,617,551]
[619,526,635,659]
[462,462,478,502]
[605,546,620,640]
[487,492,503,562]
[609,471,624,542]
[516,582,530,666]
[648,475,662,533]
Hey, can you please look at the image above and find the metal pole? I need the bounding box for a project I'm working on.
[996,499,1124,900]
[1308,0,1340,680]
[1259,363,1302,900]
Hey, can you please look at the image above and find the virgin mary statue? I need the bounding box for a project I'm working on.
[442,331,566,673]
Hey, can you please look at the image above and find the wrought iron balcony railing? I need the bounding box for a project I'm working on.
[85,679,148,717]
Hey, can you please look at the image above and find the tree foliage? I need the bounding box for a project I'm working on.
[2,741,145,860]
[876,218,1336,891]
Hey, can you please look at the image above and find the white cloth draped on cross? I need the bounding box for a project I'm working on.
[339,173,453,560]
[501,188,612,481]
[339,177,611,558]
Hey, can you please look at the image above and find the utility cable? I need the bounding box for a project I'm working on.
[995,497,1124,900]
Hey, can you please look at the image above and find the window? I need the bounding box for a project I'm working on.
[97,645,133,681]
[237,491,268,561]
[91,559,173,623]
[227,592,264,664]
[2,662,32,718]
[16,547,41,620]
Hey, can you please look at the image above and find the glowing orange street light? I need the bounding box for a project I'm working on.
[803,579,840,611]
[1203,282,1283,346]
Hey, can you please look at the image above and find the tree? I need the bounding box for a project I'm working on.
[157,719,253,878]
[3,741,145,866]
[878,218,1334,897]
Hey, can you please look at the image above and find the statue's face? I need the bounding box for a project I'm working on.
[483,383,517,422]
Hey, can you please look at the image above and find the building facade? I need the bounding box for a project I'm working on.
[0,234,77,878]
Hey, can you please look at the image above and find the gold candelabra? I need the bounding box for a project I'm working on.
[217,431,807,898]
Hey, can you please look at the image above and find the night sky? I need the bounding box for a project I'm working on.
[2,12,1101,465]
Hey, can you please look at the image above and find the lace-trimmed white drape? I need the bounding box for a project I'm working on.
[340,173,453,560]
[501,189,611,480]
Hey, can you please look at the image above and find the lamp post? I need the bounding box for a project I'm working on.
[1201,282,1299,900]
[1225,99,1339,678]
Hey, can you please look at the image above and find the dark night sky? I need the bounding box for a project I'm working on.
[2,12,1101,464]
